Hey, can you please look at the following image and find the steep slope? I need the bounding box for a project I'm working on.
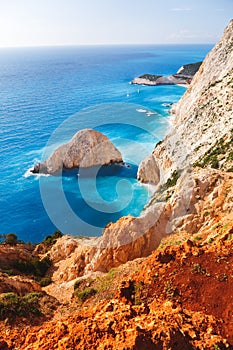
[1,227,233,349]
[138,19,233,184]
[42,168,233,288]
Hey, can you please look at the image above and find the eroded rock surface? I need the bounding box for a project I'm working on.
[32,128,123,174]
[138,20,233,185]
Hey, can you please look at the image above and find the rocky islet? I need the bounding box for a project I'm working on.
[31,128,123,175]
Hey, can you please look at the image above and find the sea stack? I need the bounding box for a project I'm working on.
[32,128,123,174]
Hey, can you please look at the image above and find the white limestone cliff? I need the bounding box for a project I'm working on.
[138,19,233,185]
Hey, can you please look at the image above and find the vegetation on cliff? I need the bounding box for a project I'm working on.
[194,129,233,171]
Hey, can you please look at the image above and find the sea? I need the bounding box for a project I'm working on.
[0,44,213,243]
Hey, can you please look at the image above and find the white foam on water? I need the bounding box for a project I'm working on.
[136,108,147,113]
[23,168,51,179]
[146,111,158,117]
[23,168,34,178]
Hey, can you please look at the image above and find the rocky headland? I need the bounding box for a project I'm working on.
[32,128,123,174]
[131,61,202,86]
[1,19,233,349]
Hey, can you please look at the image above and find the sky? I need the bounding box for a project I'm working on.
[0,0,232,47]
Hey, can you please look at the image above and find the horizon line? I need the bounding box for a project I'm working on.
[0,42,215,49]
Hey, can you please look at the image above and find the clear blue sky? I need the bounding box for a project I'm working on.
[0,0,232,47]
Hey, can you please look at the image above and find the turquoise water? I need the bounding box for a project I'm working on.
[0,45,212,242]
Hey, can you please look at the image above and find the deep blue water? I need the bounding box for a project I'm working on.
[0,44,212,242]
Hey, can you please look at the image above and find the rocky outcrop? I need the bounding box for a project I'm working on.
[44,167,233,295]
[175,61,203,77]
[2,227,233,349]
[132,61,202,86]
[0,274,42,296]
[137,20,233,185]
[0,243,35,270]
[0,243,54,297]
[32,128,123,174]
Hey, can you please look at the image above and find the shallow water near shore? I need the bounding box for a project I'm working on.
[0,45,212,242]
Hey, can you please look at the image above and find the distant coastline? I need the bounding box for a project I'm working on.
[131,61,202,86]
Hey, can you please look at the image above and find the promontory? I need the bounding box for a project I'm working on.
[132,61,202,86]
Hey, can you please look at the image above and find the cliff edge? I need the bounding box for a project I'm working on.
[138,19,233,185]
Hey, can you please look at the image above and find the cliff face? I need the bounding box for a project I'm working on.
[138,19,233,185]
[42,167,233,300]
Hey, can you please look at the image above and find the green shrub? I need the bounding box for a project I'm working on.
[165,170,180,189]
[134,282,143,305]
[192,263,206,275]
[0,292,42,320]
[96,268,118,292]
[159,170,182,196]
[211,156,219,169]
[139,74,162,82]
[13,257,51,277]
[194,134,233,169]
[74,280,82,291]
[163,281,177,299]
[213,344,221,350]
[0,269,15,276]
[4,233,18,246]
[193,236,202,241]
[42,231,62,248]
[74,288,97,303]
[33,257,51,277]
[227,151,233,161]
[39,276,52,287]
[106,268,117,280]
